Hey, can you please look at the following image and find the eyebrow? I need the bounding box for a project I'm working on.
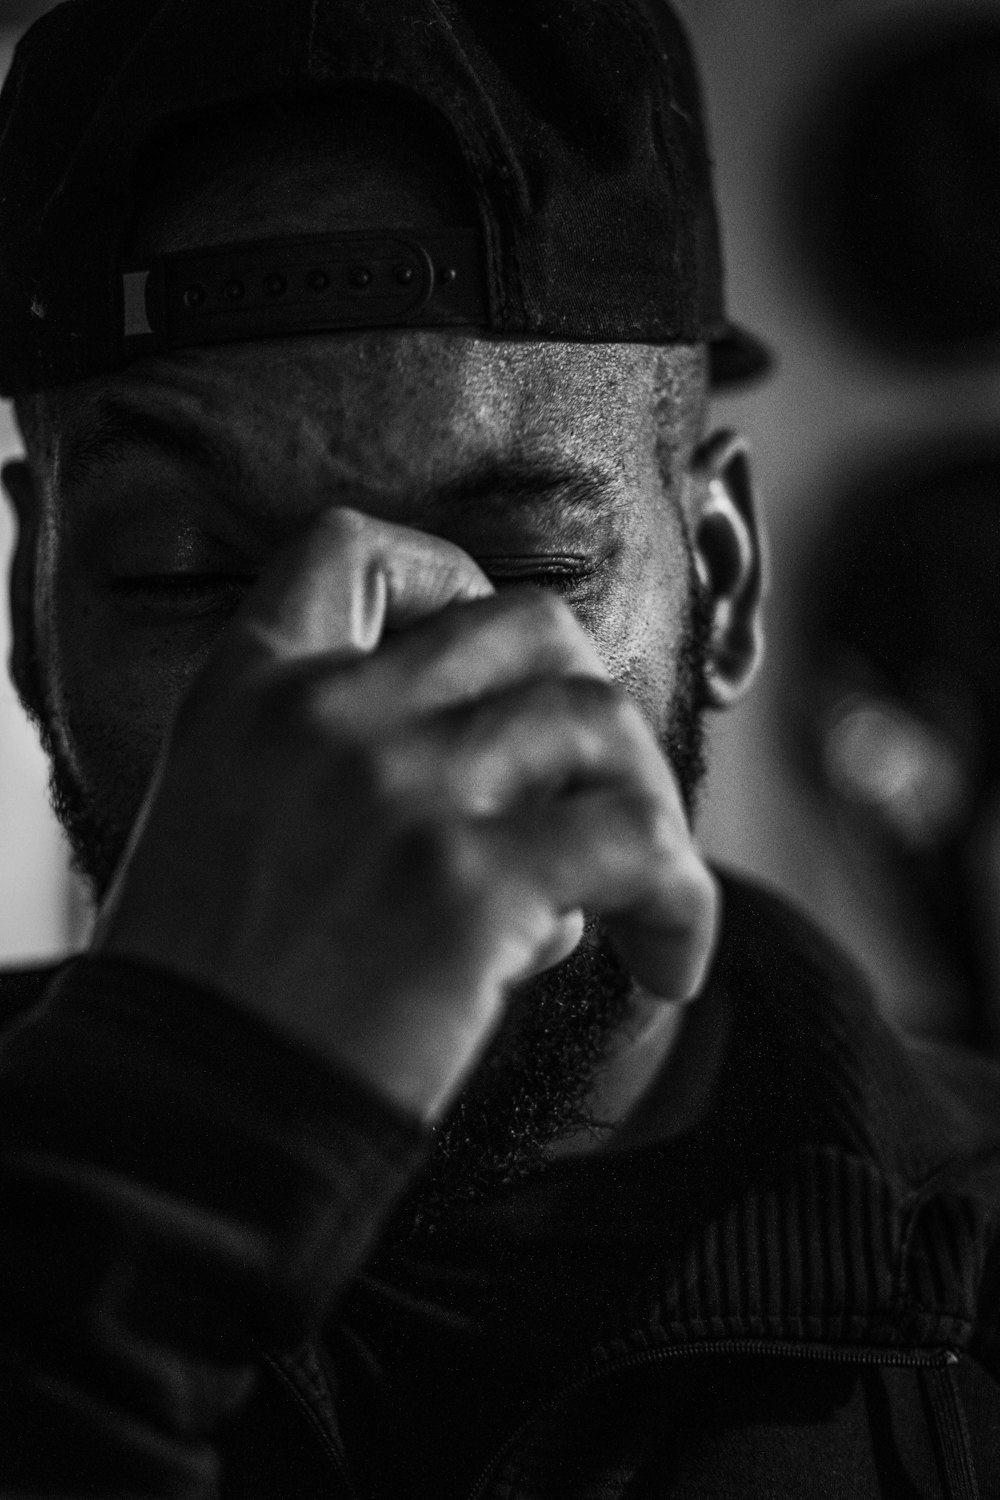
[414,456,616,520]
[58,396,616,518]
[58,397,232,491]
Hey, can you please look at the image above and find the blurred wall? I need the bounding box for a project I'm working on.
[1,0,999,984]
[0,408,73,963]
[684,0,1000,1026]
[0,19,78,963]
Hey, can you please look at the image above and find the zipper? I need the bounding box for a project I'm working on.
[464,1339,961,1500]
[263,1352,360,1500]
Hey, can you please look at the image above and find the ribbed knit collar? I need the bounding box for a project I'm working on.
[375,872,1000,1375]
[4,874,1000,1373]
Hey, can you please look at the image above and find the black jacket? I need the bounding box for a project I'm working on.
[2,871,1000,1497]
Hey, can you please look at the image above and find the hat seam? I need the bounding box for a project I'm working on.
[424,0,526,330]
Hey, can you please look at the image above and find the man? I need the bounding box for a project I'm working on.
[0,1,998,1496]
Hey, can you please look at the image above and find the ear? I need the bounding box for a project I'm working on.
[2,458,46,724]
[688,429,767,709]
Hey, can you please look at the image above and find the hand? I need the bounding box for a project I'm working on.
[94,507,718,1122]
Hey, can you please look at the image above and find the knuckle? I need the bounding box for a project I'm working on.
[353,736,432,808]
[310,505,369,576]
[317,504,367,549]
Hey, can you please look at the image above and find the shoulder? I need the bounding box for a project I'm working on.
[712,867,1000,1179]
[713,865,877,1009]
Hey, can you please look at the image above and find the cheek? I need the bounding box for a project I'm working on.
[585,506,691,737]
[35,489,691,835]
[42,555,223,832]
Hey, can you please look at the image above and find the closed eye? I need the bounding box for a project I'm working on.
[476,555,597,590]
[108,556,596,616]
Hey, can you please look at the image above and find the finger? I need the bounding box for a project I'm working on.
[490,789,719,1000]
[376,675,646,815]
[332,584,610,722]
[223,506,495,670]
[603,877,720,1003]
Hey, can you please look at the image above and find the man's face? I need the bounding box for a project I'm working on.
[17,329,712,1218]
[17,95,712,903]
[27,331,707,897]
[6,97,730,1215]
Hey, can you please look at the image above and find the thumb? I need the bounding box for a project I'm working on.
[223,505,495,671]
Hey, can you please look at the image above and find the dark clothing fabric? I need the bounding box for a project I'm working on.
[2,871,1000,1496]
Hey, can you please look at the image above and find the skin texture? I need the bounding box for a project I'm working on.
[4,93,765,1215]
[20,335,702,873]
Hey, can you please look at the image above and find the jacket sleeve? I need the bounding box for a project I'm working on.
[0,954,429,1496]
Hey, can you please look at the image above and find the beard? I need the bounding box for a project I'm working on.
[396,570,714,1235]
[29,562,714,1232]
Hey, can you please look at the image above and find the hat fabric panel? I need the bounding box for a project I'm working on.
[0,0,296,389]
[281,0,719,341]
[433,0,710,341]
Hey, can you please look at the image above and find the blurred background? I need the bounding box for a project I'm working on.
[1,0,999,1047]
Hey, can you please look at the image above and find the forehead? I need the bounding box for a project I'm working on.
[43,333,690,507]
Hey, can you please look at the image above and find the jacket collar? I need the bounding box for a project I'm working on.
[372,873,1000,1371]
[586,869,1000,1365]
[4,879,999,1365]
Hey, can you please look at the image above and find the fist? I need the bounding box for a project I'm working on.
[95,508,718,1122]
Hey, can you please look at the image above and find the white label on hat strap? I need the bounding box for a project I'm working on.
[122,270,152,338]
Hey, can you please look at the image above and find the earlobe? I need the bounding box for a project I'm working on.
[689,429,767,709]
[2,458,46,724]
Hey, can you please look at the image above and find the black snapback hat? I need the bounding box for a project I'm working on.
[0,0,771,396]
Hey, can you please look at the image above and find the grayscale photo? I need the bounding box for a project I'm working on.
[0,0,998,1495]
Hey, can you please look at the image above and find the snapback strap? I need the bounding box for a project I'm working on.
[121,227,489,356]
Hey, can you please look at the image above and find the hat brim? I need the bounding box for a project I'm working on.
[709,322,774,388]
